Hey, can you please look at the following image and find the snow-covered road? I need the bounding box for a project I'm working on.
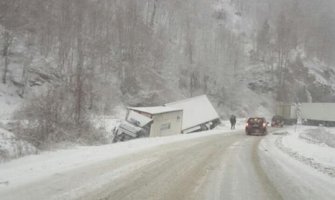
[1,127,335,200]
[83,133,282,200]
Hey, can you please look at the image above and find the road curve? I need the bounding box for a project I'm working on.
[1,132,282,200]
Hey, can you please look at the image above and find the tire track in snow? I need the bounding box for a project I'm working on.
[275,135,335,177]
[253,137,283,200]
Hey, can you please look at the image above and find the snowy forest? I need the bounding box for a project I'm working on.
[1,0,335,147]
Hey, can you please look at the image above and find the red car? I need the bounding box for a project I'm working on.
[245,117,267,136]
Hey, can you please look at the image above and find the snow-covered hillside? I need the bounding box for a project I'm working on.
[0,0,335,160]
[1,0,335,117]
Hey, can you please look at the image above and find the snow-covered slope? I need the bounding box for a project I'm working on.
[0,127,237,189]
[259,126,335,199]
[0,0,335,161]
[0,127,38,162]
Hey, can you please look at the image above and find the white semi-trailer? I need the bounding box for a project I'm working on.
[300,103,335,126]
[276,103,335,126]
[165,95,221,133]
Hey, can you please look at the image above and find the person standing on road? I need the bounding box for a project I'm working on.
[230,115,236,130]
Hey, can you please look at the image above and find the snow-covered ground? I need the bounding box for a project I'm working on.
[259,125,335,199]
[1,123,335,199]
[0,124,239,190]
[267,125,335,176]
[282,126,335,170]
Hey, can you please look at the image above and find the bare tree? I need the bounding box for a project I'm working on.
[74,0,87,126]
[2,29,13,84]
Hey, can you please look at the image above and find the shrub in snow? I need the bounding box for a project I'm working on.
[12,85,106,149]
[0,129,38,162]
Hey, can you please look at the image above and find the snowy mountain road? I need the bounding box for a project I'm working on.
[90,134,283,200]
[84,133,282,200]
[1,129,334,200]
[1,132,283,200]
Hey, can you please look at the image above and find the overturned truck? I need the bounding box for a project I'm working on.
[165,95,221,134]
[113,110,153,142]
[113,106,183,142]
[113,95,221,142]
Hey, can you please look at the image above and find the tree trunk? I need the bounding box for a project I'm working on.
[75,0,85,126]
[75,31,84,126]
[150,0,158,27]
[2,30,12,84]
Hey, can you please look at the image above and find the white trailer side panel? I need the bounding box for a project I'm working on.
[300,103,335,121]
[149,110,183,137]
[276,104,297,119]
[165,95,220,131]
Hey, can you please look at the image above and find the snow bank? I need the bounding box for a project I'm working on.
[299,127,335,148]
[261,126,335,178]
[282,126,335,169]
[259,126,335,199]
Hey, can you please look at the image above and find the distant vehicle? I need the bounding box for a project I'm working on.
[245,117,267,136]
[275,104,297,125]
[271,115,284,127]
[276,103,335,126]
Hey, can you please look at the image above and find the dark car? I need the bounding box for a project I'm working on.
[271,115,284,127]
[245,117,267,136]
